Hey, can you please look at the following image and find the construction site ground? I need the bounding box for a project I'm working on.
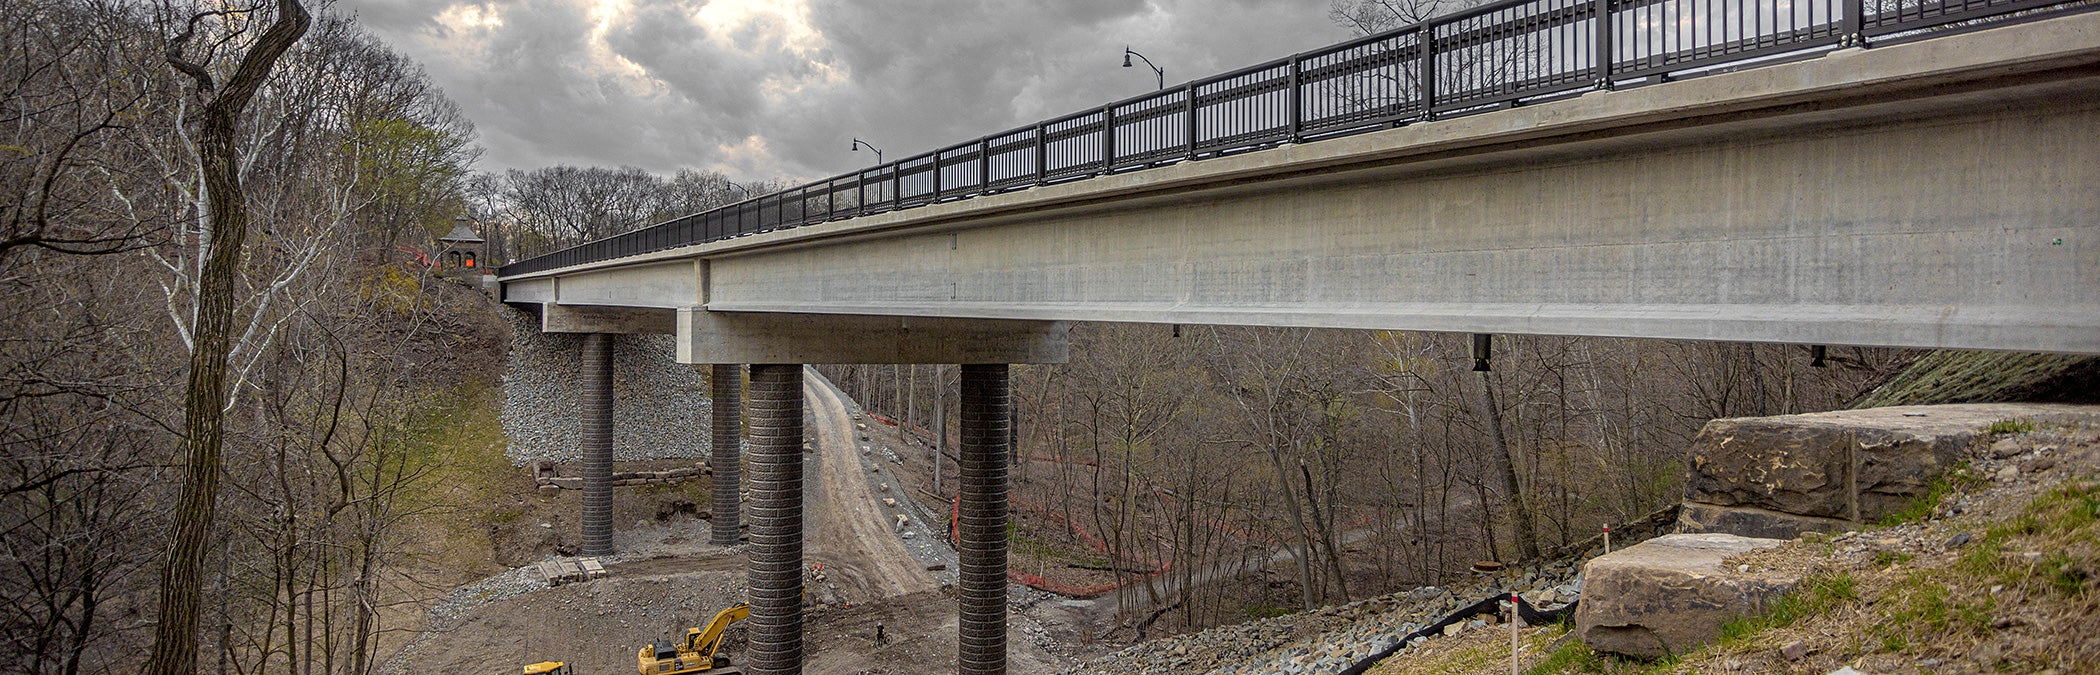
[385,369,1110,674]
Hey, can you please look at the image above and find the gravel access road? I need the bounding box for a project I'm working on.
[802,366,942,602]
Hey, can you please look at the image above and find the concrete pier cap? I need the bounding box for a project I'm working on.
[674,308,1071,365]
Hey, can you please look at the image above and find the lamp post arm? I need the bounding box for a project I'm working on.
[1124,48,1164,90]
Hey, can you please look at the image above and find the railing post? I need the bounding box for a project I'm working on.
[979,138,991,193]
[1593,0,1614,90]
[891,163,902,211]
[1287,57,1303,142]
[857,171,867,217]
[1417,24,1438,121]
[1185,82,1200,158]
[1034,123,1048,184]
[1100,106,1116,174]
[932,152,943,202]
[1843,0,1866,47]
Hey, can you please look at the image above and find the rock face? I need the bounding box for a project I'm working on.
[1679,404,2100,537]
[1576,533,1795,659]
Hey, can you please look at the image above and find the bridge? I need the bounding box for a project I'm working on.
[496,4,2100,675]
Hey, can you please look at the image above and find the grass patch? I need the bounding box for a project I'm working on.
[398,380,512,508]
[1869,479,2100,667]
[1987,418,2035,435]
[1871,567,1996,654]
[1716,572,1858,644]
[1412,642,1500,675]
[638,477,712,505]
[1243,602,1293,620]
[1955,481,2100,596]
[1879,465,1982,527]
[389,380,515,575]
[1525,640,1607,674]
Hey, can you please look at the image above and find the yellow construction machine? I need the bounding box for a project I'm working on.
[523,663,574,675]
[637,602,749,674]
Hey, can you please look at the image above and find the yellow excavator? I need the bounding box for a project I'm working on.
[523,663,574,675]
[636,602,749,674]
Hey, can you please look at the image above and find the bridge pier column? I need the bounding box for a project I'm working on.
[579,333,615,556]
[747,363,805,675]
[710,364,743,546]
[958,364,1011,675]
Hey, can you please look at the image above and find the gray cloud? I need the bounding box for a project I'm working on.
[339,0,1353,183]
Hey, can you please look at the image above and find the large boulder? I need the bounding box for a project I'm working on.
[1576,533,1795,659]
[1684,417,1856,519]
[1682,403,2100,537]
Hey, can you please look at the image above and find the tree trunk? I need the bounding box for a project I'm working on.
[1301,462,1352,602]
[1262,445,1319,610]
[146,4,311,673]
[1477,371,1540,560]
[932,367,940,494]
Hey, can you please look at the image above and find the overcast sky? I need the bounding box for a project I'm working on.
[336,0,1356,184]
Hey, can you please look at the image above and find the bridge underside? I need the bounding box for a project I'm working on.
[504,13,2100,356]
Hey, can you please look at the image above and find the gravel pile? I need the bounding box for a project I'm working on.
[425,565,549,628]
[499,307,717,464]
[1062,559,1586,675]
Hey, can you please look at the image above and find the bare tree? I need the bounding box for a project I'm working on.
[0,1,179,262]
[146,2,312,672]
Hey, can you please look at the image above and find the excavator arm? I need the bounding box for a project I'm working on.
[683,602,749,663]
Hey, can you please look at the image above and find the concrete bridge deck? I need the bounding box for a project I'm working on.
[504,11,2100,357]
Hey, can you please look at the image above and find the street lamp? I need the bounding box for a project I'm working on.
[850,138,884,164]
[1122,46,1164,90]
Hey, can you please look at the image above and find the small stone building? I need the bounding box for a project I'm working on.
[437,218,486,274]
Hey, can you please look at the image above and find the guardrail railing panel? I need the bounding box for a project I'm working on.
[1193,62,1292,155]
[1110,89,1191,169]
[1043,111,1108,182]
[499,0,2089,278]
[896,153,937,208]
[936,143,986,201]
[1614,0,1845,76]
[1299,28,1425,137]
[1433,0,1598,112]
[986,128,1040,192]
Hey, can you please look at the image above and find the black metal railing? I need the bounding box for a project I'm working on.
[501,0,2082,277]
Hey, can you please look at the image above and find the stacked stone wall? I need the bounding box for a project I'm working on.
[499,307,716,465]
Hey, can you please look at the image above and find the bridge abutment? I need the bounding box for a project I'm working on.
[746,363,805,675]
[710,363,743,546]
